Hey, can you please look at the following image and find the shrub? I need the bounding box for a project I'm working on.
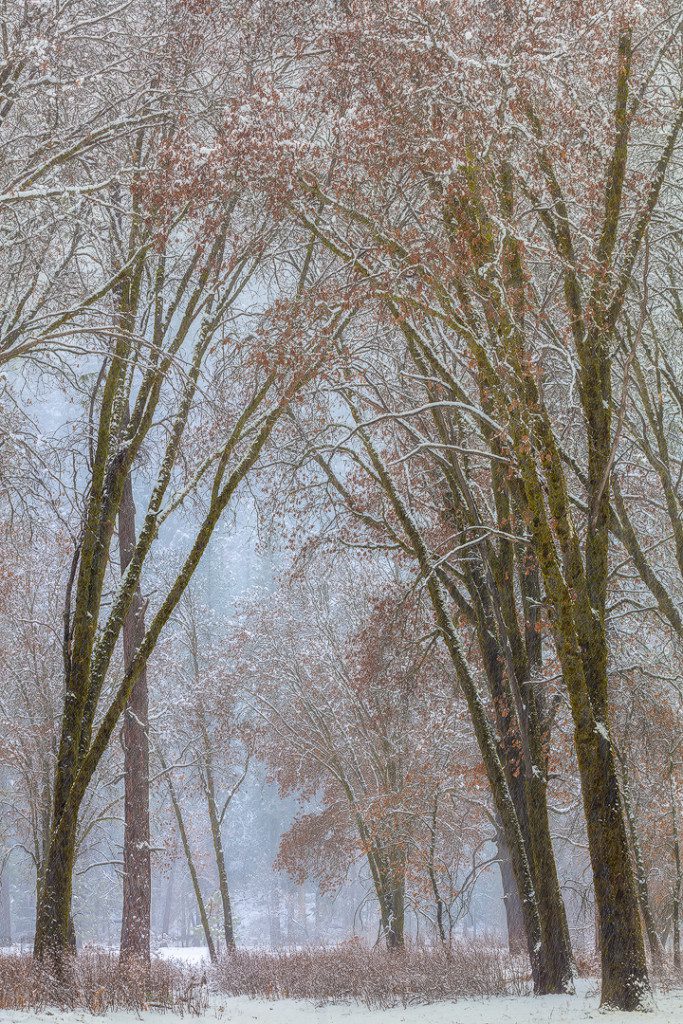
[213,944,529,1009]
[0,951,209,1015]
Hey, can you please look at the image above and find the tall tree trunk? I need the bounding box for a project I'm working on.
[616,744,663,970]
[481,623,574,992]
[396,321,572,990]
[386,844,405,950]
[33,807,78,964]
[0,862,11,946]
[161,853,177,941]
[163,756,216,962]
[524,773,575,990]
[200,723,236,952]
[118,472,151,963]
[427,798,447,946]
[576,725,649,1009]
[497,831,526,955]
[670,758,681,971]
[355,436,544,984]
[371,850,405,950]
[385,873,405,950]
[504,369,651,1007]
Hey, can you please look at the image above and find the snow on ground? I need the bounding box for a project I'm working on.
[1,981,682,1023]
[154,944,212,964]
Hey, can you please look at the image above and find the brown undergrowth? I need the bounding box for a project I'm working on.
[213,944,529,1009]
[0,951,209,1015]
[0,943,539,1014]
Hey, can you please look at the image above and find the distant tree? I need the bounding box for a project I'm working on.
[239,557,489,950]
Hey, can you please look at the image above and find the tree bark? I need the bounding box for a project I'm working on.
[118,471,151,963]
[524,772,575,990]
[427,798,447,946]
[576,726,649,1009]
[0,863,11,946]
[163,756,216,962]
[475,591,574,992]
[670,760,681,971]
[161,853,177,941]
[370,847,405,950]
[385,869,405,950]
[397,312,572,989]
[617,744,663,970]
[200,718,236,953]
[497,832,526,955]
[33,807,78,965]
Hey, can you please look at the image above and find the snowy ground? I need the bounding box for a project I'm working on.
[1,982,683,1024]
[154,944,212,964]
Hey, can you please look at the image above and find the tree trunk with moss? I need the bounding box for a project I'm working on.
[163,755,217,963]
[576,722,649,1007]
[497,831,526,955]
[524,772,574,989]
[200,722,236,953]
[472,562,573,993]
[616,744,663,969]
[670,759,682,971]
[33,806,79,965]
[351,422,545,986]
[119,471,151,963]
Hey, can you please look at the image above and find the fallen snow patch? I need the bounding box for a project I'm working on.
[1,983,683,1024]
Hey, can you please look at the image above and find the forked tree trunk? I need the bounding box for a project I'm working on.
[118,472,151,963]
[504,370,651,1007]
[400,319,572,991]
[485,641,573,991]
[353,435,545,986]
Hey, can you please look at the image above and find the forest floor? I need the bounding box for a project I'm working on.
[1,983,683,1024]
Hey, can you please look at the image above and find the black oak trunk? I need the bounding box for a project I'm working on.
[118,473,152,963]
[497,833,526,955]
[33,808,78,966]
[577,727,649,1009]
[202,736,236,952]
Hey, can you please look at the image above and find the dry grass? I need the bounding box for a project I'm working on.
[0,950,209,1015]
[0,943,530,1014]
[214,943,530,1009]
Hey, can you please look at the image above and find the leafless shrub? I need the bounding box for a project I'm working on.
[214,943,530,1009]
[0,944,531,1013]
[0,951,209,1015]
[573,947,600,979]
